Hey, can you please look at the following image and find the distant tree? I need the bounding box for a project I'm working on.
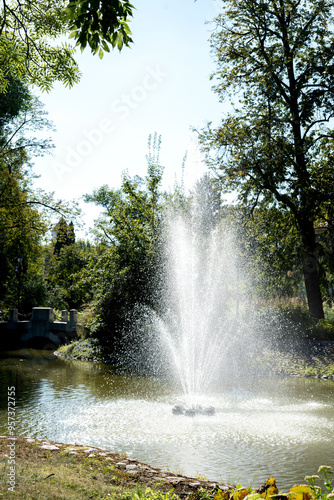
[47,240,92,310]
[67,221,76,246]
[53,218,76,255]
[53,218,69,256]
[199,0,334,320]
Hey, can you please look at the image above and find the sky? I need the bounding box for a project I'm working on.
[32,0,227,237]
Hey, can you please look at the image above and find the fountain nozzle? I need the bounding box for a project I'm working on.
[172,404,215,416]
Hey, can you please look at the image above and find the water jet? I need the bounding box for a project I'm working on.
[153,214,246,413]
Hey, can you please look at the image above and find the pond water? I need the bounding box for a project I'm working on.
[0,349,333,489]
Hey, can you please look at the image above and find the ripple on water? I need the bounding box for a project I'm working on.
[57,394,334,452]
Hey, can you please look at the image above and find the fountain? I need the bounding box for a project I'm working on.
[172,404,215,416]
[154,214,247,414]
[117,207,253,414]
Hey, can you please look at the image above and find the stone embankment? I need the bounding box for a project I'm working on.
[0,435,232,498]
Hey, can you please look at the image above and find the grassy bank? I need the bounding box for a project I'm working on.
[1,437,333,500]
[56,338,103,362]
[0,435,227,499]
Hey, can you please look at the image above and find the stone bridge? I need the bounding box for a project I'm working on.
[0,307,78,348]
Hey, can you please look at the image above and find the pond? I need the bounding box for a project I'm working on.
[0,349,333,489]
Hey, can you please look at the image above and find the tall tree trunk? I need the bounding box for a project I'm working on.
[299,218,324,321]
[302,252,324,321]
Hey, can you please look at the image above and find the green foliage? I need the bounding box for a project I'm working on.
[0,0,134,92]
[0,135,48,312]
[304,466,334,500]
[19,274,50,312]
[47,239,93,310]
[211,470,334,500]
[239,206,305,299]
[57,338,102,360]
[66,0,134,56]
[124,486,180,499]
[0,76,31,127]
[310,319,334,340]
[0,2,80,92]
[0,75,79,312]
[53,218,76,255]
[75,308,95,339]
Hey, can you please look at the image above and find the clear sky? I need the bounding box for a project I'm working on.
[33,0,226,237]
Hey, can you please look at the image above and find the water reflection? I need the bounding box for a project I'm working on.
[0,349,333,489]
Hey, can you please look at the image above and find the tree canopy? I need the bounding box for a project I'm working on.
[0,0,134,92]
[66,0,134,56]
[199,0,334,320]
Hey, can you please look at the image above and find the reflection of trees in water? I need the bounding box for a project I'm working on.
[0,350,172,421]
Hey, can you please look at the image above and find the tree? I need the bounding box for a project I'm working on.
[53,218,76,255]
[0,76,75,220]
[67,221,76,245]
[238,206,305,299]
[0,76,78,312]
[0,0,133,92]
[46,239,92,310]
[0,166,48,312]
[0,4,79,92]
[199,0,334,320]
[83,134,164,358]
[0,76,31,127]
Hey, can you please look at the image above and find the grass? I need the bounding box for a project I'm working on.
[2,437,333,499]
[0,436,221,499]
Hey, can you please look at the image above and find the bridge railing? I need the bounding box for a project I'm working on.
[0,307,78,346]
[6,307,78,332]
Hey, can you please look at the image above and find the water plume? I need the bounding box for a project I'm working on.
[157,214,242,400]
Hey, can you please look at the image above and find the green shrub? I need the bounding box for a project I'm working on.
[76,308,96,339]
[310,319,334,340]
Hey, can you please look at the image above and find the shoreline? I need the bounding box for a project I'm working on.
[0,435,232,499]
[1,435,331,499]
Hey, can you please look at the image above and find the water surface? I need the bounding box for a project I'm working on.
[0,349,333,489]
